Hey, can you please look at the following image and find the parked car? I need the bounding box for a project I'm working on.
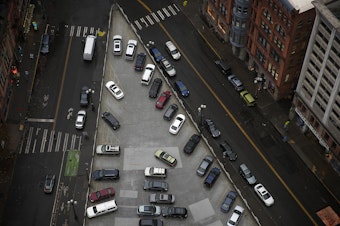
[80,86,89,107]
[204,167,221,188]
[221,191,237,213]
[239,163,257,185]
[226,205,244,226]
[40,34,50,54]
[215,59,232,76]
[89,187,115,203]
[86,200,117,219]
[144,167,167,178]
[149,45,164,63]
[254,183,274,206]
[220,141,237,161]
[165,41,181,60]
[183,134,201,154]
[149,193,175,204]
[75,110,86,129]
[135,52,147,71]
[141,64,156,85]
[102,111,120,130]
[240,90,256,106]
[163,104,178,121]
[160,58,176,77]
[227,75,244,91]
[139,219,163,226]
[155,91,171,109]
[162,207,188,218]
[44,174,55,194]
[174,80,189,97]
[204,118,221,138]
[92,169,119,180]
[144,180,168,192]
[149,78,163,98]
[105,81,124,100]
[126,39,137,60]
[112,35,122,55]
[137,205,161,217]
[196,155,214,177]
[154,149,177,167]
[96,145,120,155]
[169,114,186,135]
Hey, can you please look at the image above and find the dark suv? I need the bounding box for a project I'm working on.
[183,134,201,154]
[163,104,178,121]
[149,46,163,63]
[220,141,237,161]
[102,111,120,130]
[149,78,163,98]
[215,59,232,76]
[162,207,188,218]
[135,52,146,71]
[174,80,189,97]
[204,167,221,188]
[92,169,120,180]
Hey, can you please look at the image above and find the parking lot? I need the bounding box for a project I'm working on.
[84,9,257,226]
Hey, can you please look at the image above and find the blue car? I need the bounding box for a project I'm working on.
[174,80,189,97]
[149,46,164,63]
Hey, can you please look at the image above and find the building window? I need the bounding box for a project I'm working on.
[274,36,284,51]
[219,3,227,16]
[270,48,280,63]
[276,25,285,39]
[256,49,266,64]
[297,21,303,29]
[263,9,272,23]
[268,63,279,80]
[261,21,271,35]
[258,35,268,49]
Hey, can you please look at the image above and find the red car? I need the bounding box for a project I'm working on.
[155,91,171,109]
[89,187,115,203]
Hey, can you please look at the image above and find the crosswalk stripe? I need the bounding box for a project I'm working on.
[145,15,154,25]
[63,133,69,152]
[47,130,55,152]
[76,26,81,37]
[40,129,48,153]
[32,139,37,154]
[70,25,75,37]
[162,8,171,17]
[70,135,76,150]
[172,3,180,12]
[82,26,88,37]
[24,127,34,154]
[55,132,62,152]
[134,20,142,30]
[140,18,148,27]
[151,12,160,23]
[157,10,165,20]
[90,27,95,35]
[168,5,177,15]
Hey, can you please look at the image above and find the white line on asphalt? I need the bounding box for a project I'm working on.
[145,15,154,25]
[77,26,82,37]
[63,133,69,152]
[70,25,75,37]
[90,27,95,35]
[26,118,54,123]
[77,136,82,150]
[82,26,88,37]
[173,3,180,12]
[40,129,48,153]
[24,127,34,154]
[162,8,171,17]
[134,20,142,30]
[32,139,37,154]
[151,13,160,23]
[157,10,165,20]
[140,18,148,27]
[48,130,54,152]
[55,132,62,152]
[70,134,76,150]
[168,5,177,15]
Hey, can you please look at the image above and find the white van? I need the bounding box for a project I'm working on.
[125,39,137,60]
[141,64,155,85]
[86,199,117,218]
[83,35,96,61]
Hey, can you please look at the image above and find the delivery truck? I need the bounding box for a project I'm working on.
[83,35,96,61]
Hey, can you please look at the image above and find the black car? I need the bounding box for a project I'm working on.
[102,111,120,130]
[149,78,163,98]
[183,134,201,154]
[144,180,168,192]
[174,80,189,97]
[135,52,146,71]
[163,104,178,121]
[204,118,221,138]
[80,86,89,107]
[149,46,164,63]
[92,169,119,180]
[139,219,163,226]
[220,141,237,161]
[44,174,55,194]
[204,167,221,188]
[221,191,237,213]
[162,207,188,218]
[215,59,232,76]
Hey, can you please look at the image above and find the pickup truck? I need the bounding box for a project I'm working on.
[204,167,221,188]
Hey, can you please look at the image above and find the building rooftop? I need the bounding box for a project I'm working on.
[287,0,314,13]
[326,0,340,19]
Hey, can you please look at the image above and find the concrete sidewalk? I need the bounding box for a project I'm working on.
[175,0,340,202]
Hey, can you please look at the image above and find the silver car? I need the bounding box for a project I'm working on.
[137,205,161,216]
[149,193,175,204]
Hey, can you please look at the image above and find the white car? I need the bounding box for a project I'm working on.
[96,145,120,155]
[113,35,122,55]
[169,114,185,135]
[144,167,167,178]
[160,58,176,77]
[105,81,124,100]
[254,183,274,207]
[75,110,86,129]
[227,205,244,226]
[126,39,137,60]
[165,41,181,60]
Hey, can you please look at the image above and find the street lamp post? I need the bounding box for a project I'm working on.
[67,199,78,221]
[198,104,206,126]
